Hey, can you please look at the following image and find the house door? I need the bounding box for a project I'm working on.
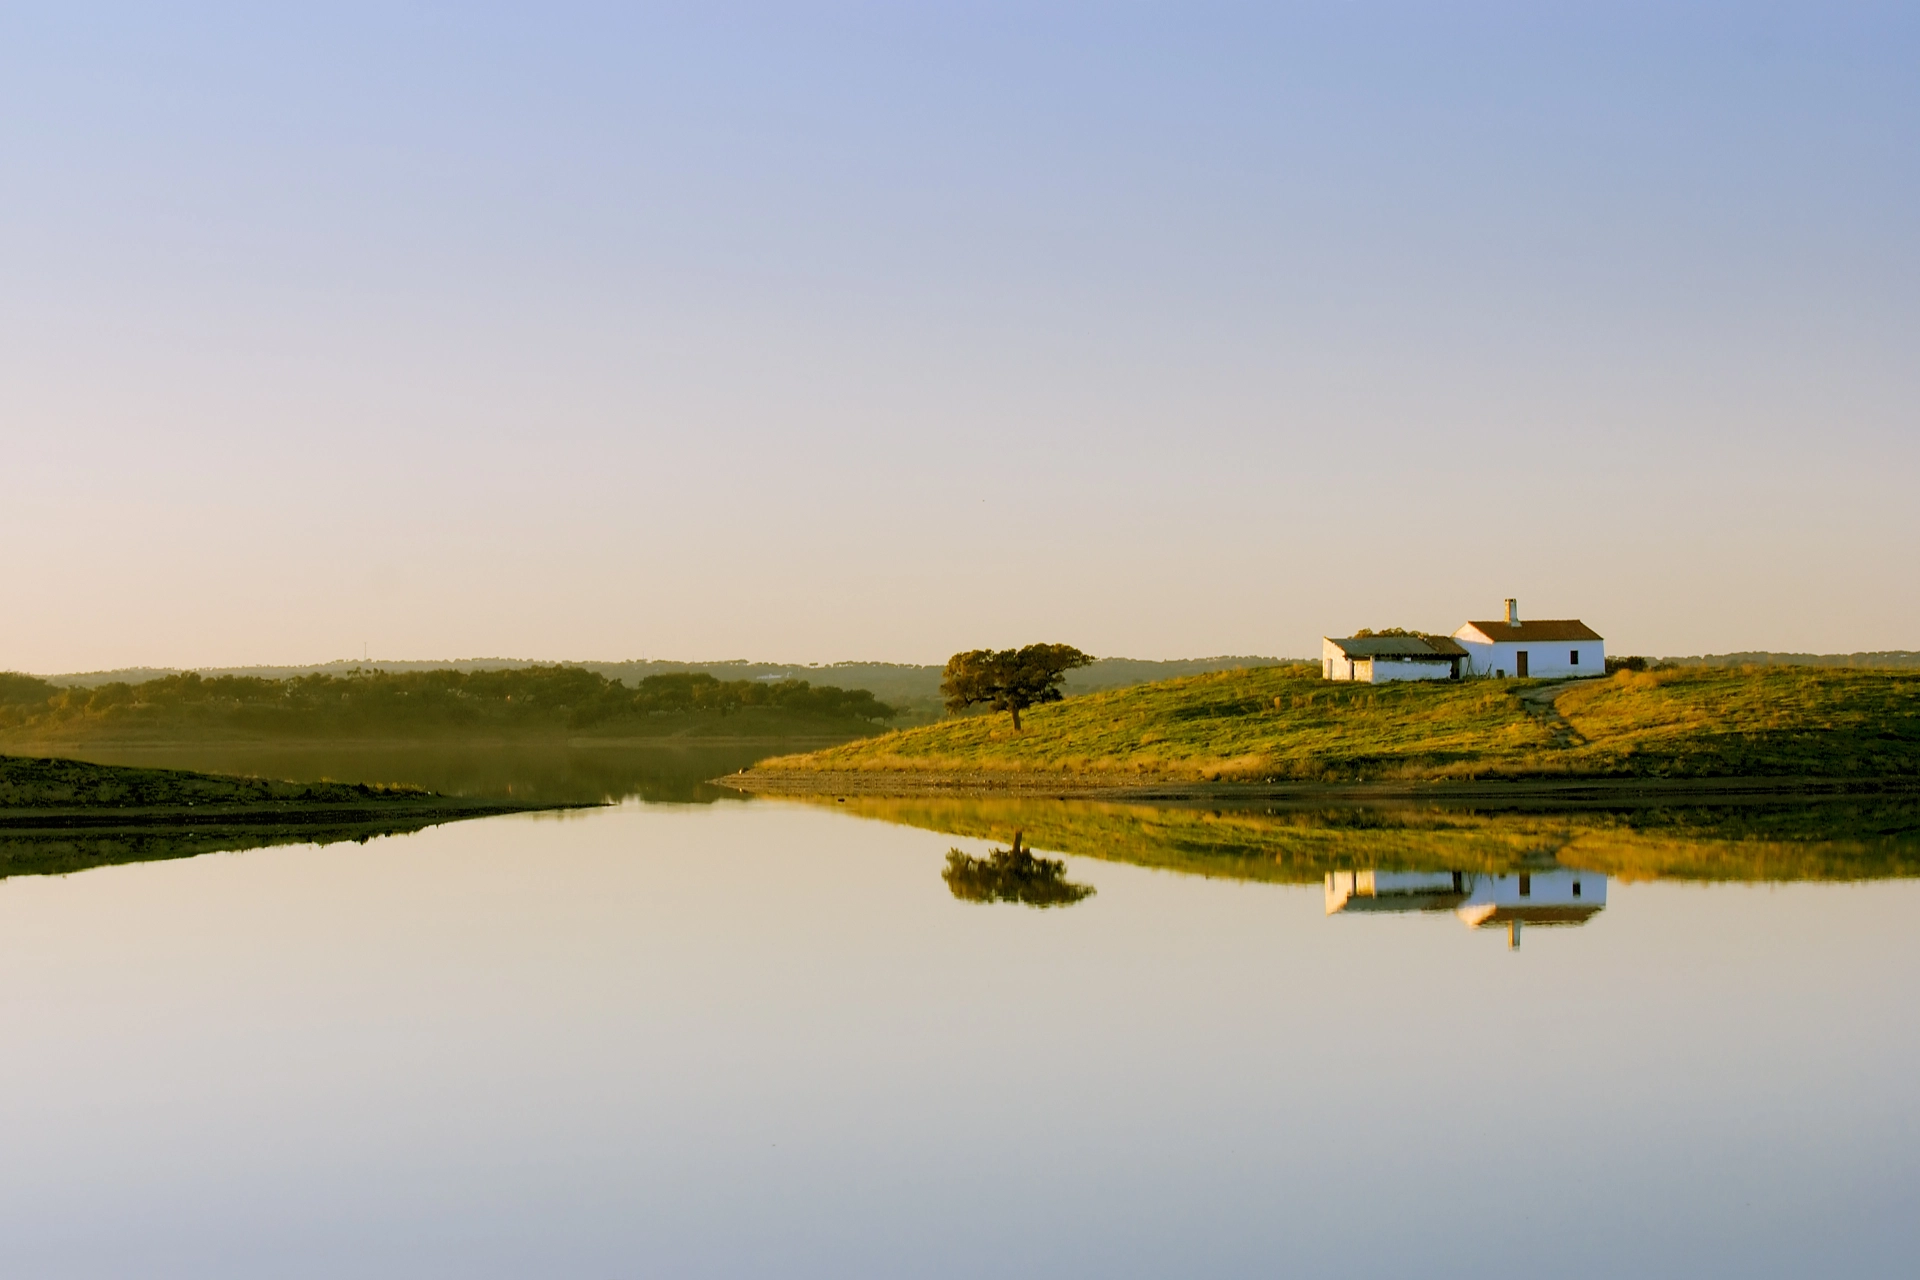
[1516,650,1529,678]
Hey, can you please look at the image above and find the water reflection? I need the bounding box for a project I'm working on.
[1,785,1914,1276]
[942,833,1095,908]
[824,793,1920,890]
[1325,868,1607,948]
[27,742,773,806]
[0,813,478,882]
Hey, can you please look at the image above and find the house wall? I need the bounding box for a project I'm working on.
[1453,627,1606,679]
[1321,638,1355,681]
[1362,657,1455,683]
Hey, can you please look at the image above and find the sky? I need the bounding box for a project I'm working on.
[4,2,1916,672]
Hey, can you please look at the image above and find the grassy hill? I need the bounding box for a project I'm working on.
[751,664,1920,785]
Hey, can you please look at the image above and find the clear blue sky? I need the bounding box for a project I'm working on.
[4,3,1916,669]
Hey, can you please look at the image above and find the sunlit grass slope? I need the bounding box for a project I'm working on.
[1554,666,1919,777]
[758,665,1920,782]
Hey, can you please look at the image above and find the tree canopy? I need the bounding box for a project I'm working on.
[940,643,1094,730]
[0,673,59,707]
[0,666,896,737]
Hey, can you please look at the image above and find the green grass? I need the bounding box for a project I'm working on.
[757,664,1920,783]
[1555,666,1920,776]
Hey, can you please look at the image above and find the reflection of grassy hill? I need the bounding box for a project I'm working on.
[1,753,576,886]
[755,665,1920,785]
[0,818,461,882]
[831,797,1564,883]
[822,795,1920,884]
[44,741,772,807]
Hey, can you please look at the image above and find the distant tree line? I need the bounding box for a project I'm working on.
[0,666,895,736]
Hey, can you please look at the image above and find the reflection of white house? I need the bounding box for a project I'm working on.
[1455,870,1605,948]
[1453,599,1605,680]
[1326,868,1606,949]
[1323,599,1604,682]
[1321,635,1468,683]
[1324,870,1466,913]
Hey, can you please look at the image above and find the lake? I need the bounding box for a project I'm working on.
[1,746,1915,1278]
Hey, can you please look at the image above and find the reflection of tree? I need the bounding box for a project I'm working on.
[942,833,1095,907]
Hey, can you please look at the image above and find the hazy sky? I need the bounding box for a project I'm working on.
[5,3,1916,671]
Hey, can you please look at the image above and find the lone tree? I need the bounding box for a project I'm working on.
[940,643,1094,731]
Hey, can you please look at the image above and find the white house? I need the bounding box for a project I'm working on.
[1325,867,1607,949]
[1451,599,1604,680]
[1321,634,1468,683]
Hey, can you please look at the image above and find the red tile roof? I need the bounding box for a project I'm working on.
[1458,619,1602,643]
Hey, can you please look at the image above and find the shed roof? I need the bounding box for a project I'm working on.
[1458,619,1603,643]
[1326,635,1469,659]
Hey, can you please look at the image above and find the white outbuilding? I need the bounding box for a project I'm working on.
[1452,599,1605,680]
[1321,634,1468,683]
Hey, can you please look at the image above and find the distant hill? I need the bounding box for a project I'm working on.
[41,658,563,689]
[0,666,897,746]
[36,655,1296,719]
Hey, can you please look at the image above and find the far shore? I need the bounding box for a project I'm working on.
[0,734,867,751]
[0,753,597,834]
[0,797,588,833]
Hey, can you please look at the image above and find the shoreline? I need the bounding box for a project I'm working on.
[0,734,872,751]
[0,797,593,833]
[723,770,1920,807]
[0,753,600,834]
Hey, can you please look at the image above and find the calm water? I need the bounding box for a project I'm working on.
[2,751,1916,1278]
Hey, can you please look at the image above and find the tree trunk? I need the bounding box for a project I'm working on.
[1009,704,1022,731]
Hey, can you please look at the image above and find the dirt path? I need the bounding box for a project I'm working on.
[1514,679,1587,748]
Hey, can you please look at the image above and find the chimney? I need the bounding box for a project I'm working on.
[1505,598,1520,628]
